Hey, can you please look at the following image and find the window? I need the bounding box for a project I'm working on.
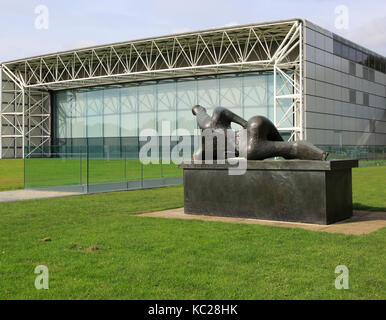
[381,59,386,73]
[369,56,375,69]
[362,53,369,67]
[374,56,385,73]
[369,69,375,82]
[53,71,294,153]
[356,51,363,64]
[349,89,356,104]
[369,119,376,133]
[333,40,342,56]
[363,67,369,80]
[363,93,369,106]
[349,61,356,76]
[349,48,356,61]
[332,37,385,74]
[342,45,349,59]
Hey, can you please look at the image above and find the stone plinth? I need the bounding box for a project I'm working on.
[179,160,358,225]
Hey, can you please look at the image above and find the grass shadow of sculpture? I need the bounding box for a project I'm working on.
[353,203,386,212]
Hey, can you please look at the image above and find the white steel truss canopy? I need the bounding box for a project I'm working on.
[0,19,304,158]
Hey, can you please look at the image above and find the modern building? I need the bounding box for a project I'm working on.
[1,18,385,160]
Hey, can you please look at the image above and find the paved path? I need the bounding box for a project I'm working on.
[138,208,386,235]
[0,189,82,202]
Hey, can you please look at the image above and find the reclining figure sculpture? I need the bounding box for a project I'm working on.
[192,105,328,161]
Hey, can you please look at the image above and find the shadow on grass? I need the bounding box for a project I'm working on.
[353,203,386,212]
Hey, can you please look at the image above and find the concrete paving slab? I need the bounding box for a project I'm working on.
[0,189,82,202]
[138,208,386,235]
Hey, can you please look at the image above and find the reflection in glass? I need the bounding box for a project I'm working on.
[53,71,293,155]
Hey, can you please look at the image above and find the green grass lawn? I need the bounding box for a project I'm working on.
[0,185,384,300]
[352,166,386,211]
[0,159,385,299]
[1,159,384,211]
[0,159,24,191]
[24,158,182,188]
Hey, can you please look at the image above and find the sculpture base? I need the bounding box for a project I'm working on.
[180,160,358,225]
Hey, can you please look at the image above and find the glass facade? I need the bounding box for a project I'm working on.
[52,71,293,155]
[25,70,386,193]
[24,71,294,193]
[332,35,386,74]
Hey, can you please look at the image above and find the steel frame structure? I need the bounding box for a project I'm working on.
[0,19,304,158]
[0,70,25,158]
[0,68,51,158]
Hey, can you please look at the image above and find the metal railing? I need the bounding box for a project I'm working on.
[24,148,183,193]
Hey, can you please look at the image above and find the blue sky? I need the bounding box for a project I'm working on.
[0,0,385,62]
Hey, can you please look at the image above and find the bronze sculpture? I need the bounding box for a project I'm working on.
[192,105,328,161]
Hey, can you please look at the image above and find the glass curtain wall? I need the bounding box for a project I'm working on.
[24,71,292,192]
[52,71,292,154]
